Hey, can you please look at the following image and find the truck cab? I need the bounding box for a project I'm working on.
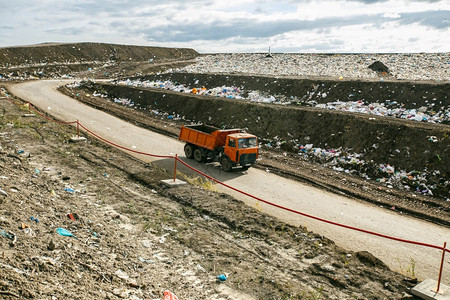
[222,133,258,171]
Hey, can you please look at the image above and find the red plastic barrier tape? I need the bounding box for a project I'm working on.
[78,123,174,159]
[29,104,77,125]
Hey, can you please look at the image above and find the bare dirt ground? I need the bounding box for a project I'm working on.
[1,88,421,299]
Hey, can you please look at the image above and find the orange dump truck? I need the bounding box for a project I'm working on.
[179,124,258,171]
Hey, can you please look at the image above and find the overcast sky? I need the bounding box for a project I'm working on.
[1,0,449,53]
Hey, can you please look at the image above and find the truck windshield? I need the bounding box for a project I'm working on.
[238,138,257,148]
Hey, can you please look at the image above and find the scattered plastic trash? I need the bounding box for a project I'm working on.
[64,187,74,193]
[197,264,206,272]
[177,53,450,81]
[0,188,8,197]
[0,228,15,241]
[138,256,154,264]
[428,136,438,143]
[30,217,39,223]
[67,213,76,221]
[164,290,179,300]
[159,233,169,244]
[23,227,33,236]
[114,269,129,280]
[56,228,75,237]
[217,274,227,282]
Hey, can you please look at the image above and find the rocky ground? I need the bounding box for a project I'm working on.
[1,88,420,299]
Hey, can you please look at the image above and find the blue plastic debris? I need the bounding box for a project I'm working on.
[0,228,15,240]
[217,274,227,282]
[64,187,74,193]
[56,228,74,237]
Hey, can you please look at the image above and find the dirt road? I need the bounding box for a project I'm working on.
[8,79,450,284]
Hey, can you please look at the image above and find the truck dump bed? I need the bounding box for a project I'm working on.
[179,124,242,151]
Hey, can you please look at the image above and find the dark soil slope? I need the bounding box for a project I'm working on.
[0,43,198,67]
[0,43,199,79]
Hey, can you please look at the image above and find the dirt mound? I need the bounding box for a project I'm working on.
[368,61,390,73]
[0,43,198,66]
[0,43,198,79]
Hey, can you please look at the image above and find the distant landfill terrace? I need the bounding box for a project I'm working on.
[0,43,198,67]
[176,53,450,81]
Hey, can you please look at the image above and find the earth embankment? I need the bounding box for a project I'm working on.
[0,43,199,78]
[142,72,450,110]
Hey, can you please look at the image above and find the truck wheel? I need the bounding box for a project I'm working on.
[184,144,194,159]
[221,157,232,172]
[193,148,204,162]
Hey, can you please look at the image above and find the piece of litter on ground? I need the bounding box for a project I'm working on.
[114,269,129,280]
[217,274,227,281]
[56,228,74,237]
[0,188,8,197]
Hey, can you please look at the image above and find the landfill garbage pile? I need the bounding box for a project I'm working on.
[293,143,445,199]
[113,78,450,124]
[312,100,449,124]
[176,53,450,81]
[115,79,277,103]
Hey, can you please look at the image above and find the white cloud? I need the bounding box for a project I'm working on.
[383,12,401,19]
[0,0,449,52]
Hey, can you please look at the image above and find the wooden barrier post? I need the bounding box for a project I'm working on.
[436,242,447,293]
[70,119,86,142]
[173,154,178,182]
[160,154,186,187]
